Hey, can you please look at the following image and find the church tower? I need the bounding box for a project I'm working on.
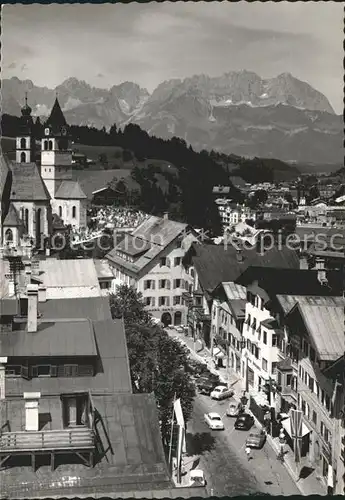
[40,97,73,200]
[16,94,35,164]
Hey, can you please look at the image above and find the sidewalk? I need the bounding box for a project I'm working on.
[170,330,326,496]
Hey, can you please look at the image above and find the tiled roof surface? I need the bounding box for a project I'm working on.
[295,303,344,361]
[2,203,22,227]
[277,294,345,314]
[55,180,87,199]
[222,282,247,300]
[39,296,112,321]
[4,318,132,396]
[0,154,10,201]
[106,216,189,275]
[0,393,175,497]
[0,298,18,316]
[39,258,100,288]
[236,268,342,296]
[191,244,300,293]
[72,169,131,200]
[0,318,97,357]
[9,163,50,201]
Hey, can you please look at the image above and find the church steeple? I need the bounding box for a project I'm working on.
[45,97,68,136]
[16,93,35,164]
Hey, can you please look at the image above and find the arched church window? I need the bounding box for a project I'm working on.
[20,138,26,149]
[59,206,62,217]
[20,207,24,221]
[72,206,76,218]
[48,140,53,151]
[24,209,29,233]
[20,152,26,163]
[44,140,49,151]
[5,229,13,243]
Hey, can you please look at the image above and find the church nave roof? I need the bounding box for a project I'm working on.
[9,162,51,201]
[54,179,87,199]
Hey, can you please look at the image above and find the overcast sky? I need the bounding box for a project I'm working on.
[2,2,343,113]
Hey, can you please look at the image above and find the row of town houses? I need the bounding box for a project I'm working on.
[103,213,344,495]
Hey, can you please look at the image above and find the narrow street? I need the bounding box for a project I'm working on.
[186,393,300,496]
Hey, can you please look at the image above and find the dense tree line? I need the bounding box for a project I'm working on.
[109,285,195,448]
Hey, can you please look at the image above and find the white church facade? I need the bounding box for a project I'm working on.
[1,96,87,249]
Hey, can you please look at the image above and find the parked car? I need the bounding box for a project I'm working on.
[234,413,254,430]
[204,412,225,430]
[226,402,245,417]
[189,469,206,487]
[245,429,266,449]
[210,385,234,400]
[175,325,185,333]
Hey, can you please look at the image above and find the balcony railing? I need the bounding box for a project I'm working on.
[0,427,94,452]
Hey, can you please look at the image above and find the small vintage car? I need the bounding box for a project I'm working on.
[226,402,245,417]
[210,385,234,401]
[245,429,267,449]
[204,412,225,430]
[234,413,255,430]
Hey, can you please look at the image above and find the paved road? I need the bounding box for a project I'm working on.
[185,387,300,496]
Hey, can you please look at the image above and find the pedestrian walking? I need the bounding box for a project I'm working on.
[245,446,252,461]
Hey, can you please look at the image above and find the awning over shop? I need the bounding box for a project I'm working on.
[281,417,311,438]
[213,347,225,359]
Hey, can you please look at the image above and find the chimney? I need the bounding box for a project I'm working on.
[27,284,39,333]
[24,392,41,431]
[0,357,8,400]
[163,212,169,220]
[38,285,47,303]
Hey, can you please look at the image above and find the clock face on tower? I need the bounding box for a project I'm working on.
[44,128,50,136]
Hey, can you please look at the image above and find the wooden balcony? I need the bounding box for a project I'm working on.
[0,427,94,452]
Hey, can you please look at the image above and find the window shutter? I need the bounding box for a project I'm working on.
[21,363,30,380]
[51,365,57,377]
[152,280,155,290]
[152,297,155,307]
[166,297,170,306]
[166,280,170,290]
[173,279,176,289]
[144,281,147,290]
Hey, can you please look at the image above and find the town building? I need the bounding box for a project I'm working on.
[235,268,342,400]
[182,243,300,350]
[276,296,344,493]
[105,214,199,326]
[0,291,193,498]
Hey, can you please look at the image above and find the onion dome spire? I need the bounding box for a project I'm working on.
[21,92,32,116]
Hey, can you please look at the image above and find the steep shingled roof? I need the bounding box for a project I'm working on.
[45,97,67,130]
[0,154,11,201]
[9,163,50,201]
[55,180,87,199]
[2,203,22,227]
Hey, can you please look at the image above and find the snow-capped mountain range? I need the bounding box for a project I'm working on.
[2,71,342,164]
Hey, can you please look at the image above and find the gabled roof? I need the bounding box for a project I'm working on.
[72,169,131,200]
[106,216,191,275]
[55,180,87,199]
[45,97,67,129]
[277,294,345,314]
[9,163,50,201]
[188,243,300,294]
[236,267,342,297]
[2,203,22,227]
[288,301,344,362]
[0,318,97,357]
